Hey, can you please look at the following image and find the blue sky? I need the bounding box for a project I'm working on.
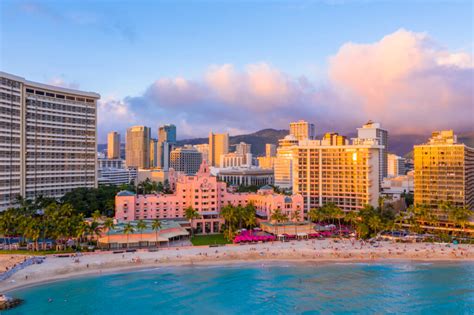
[1,1,473,141]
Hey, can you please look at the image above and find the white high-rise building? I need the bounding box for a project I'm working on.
[274,135,298,189]
[0,72,99,210]
[387,153,406,177]
[357,121,388,183]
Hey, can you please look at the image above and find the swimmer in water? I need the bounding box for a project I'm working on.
[48,298,53,303]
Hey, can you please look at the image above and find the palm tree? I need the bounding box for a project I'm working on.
[243,203,256,229]
[123,223,135,248]
[345,211,359,238]
[103,218,115,245]
[185,206,200,237]
[136,220,147,246]
[0,211,15,249]
[290,210,301,235]
[368,215,383,237]
[449,205,471,240]
[221,204,238,240]
[270,209,286,236]
[92,210,102,222]
[151,219,162,246]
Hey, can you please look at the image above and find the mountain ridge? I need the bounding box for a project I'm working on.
[98,129,474,157]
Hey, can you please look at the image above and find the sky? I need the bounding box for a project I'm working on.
[1,0,473,142]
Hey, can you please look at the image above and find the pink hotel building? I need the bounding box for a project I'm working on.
[115,161,304,234]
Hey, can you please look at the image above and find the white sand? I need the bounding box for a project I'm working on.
[1,239,473,292]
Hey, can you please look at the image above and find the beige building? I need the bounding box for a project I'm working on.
[322,132,348,146]
[293,139,381,213]
[194,143,209,163]
[0,72,99,210]
[149,138,158,168]
[290,120,315,141]
[266,143,277,157]
[126,126,151,169]
[107,131,120,159]
[387,153,406,177]
[220,152,252,168]
[209,132,229,167]
[257,156,275,170]
[274,135,299,189]
[235,142,252,156]
[170,146,203,175]
[414,130,474,215]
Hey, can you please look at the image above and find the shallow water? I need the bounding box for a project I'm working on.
[4,262,474,314]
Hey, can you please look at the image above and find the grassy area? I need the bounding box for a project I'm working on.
[190,234,231,246]
[0,249,77,255]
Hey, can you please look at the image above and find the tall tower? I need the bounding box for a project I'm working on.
[357,121,388,182]
[107,131,120,159]
[157,124,176,170]
[414,130,474,217]
[209,132,229,167]
[0,72,99,210]
[289,120,315,141]
[126,126,151,169]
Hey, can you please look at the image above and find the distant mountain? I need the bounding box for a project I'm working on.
[98,129,474,158]
[176,129,289,156]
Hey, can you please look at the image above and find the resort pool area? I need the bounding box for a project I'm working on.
[4,262,474,314]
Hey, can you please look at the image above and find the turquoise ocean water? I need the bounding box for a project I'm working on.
[3,262,474,314]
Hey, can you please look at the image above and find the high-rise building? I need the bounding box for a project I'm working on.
[274,135,299,189]
[265,144,277,157]
[235,142,252,155]
[107,131,120,159]
[158,124,176,143]
[0,72,99,210]
[149,138,158,168]
[209,132,229,167]
[170,146,203,175]
[357,121,388,182]
[220,152,253,168]
[194,144,209,163]
[290,120,315,141]
[414,130,474,216]
[322,132,348,146]
[387,153,406,177]
[293,139,382,213]
[126,126,151,169]
[157,124,176,170]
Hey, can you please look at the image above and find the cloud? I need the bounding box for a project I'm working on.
[97,29,473,142]
[48,77,80,90]
[329,28,473,134]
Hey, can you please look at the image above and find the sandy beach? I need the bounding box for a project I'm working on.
[0,255,29,273]
[1,239,473,293]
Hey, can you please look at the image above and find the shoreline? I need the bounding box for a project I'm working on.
[2,240,473,293]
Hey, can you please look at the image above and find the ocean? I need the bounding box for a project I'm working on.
[4,262,474,314]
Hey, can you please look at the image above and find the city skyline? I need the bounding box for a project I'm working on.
[1,1,472,142]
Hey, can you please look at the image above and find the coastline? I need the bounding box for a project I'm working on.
[2,239,473,293]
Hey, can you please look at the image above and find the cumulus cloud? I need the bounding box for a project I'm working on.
[97,29,473,142]
[329,29,473,134]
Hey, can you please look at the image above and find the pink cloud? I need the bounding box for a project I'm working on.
[98,29,473,142]
[329,28,473,133]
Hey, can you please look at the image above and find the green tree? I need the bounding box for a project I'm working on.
[136,220,147,245]
[290,209,301,235]
[185,206,200,237]
[103,218,115,245]
[151,219,162,246]
[123,223,135,248]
